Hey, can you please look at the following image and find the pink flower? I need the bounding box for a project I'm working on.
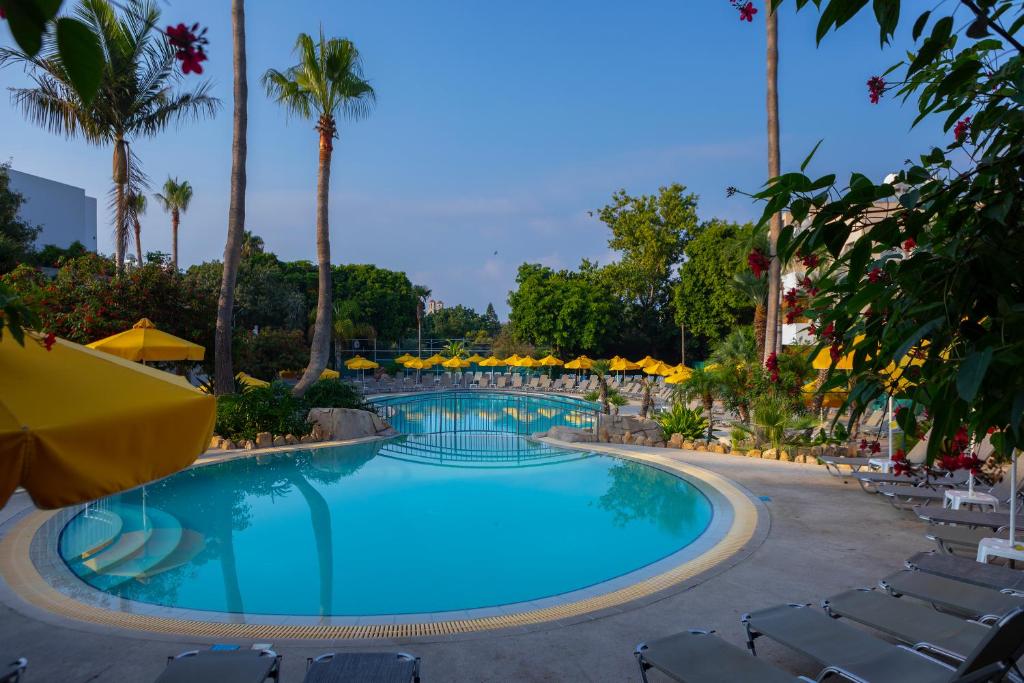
[738,2,757,21]
[867,76,885,104]
[764,351,779,382]
[902,238,916,251]
[867,267,883,283]
[954,117,972,142]
[747,249,770,279]
[166,22,209,75]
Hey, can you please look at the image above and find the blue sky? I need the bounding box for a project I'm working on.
[1,0,941,317]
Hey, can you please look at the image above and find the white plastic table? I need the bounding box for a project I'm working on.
[944,489,999,512]
[869,457,894,473]
[976,537,1024,564]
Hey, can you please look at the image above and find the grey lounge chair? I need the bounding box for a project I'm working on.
[821,587,991,661]
[880,570,1024,623]
[303,652,419,683]
[634,629,813,683]
[0,658,26,683]
[744,602,1024,683]
[155,649,281,683]
[926,524,996,555]
[824,434,931,479]
[908,551,1024,593]
[857,468,968,493]
[915,506,1024,530]
[880,476,1003,509]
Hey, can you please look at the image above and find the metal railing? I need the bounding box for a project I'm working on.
[371,391,599,437]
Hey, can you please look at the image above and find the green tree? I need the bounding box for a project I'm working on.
[413,284,430,358]
[154,177,193,271]
[126,191,145,267]
[0,164,41,274]
[263,30,375,396]
[483,302,500,334]
[333,265,416,344]
[331,298,375,368]
[593,183,698,353]
[0,0,218,274]
[672,220,752,358]
[591,359,612,415]
[425,304,490,340]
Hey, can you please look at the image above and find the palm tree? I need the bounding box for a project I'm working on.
[126,191,146,266]
[732,271,769,360]
[263,30,375,397]
[763,5,782,364]
[639,376,653,418]
[674,367,720,441]
[441,339,466,358]
[0,0,218,275]
[413,285,431,358]
[215,0,248,395]
[591,359,612,415]
[332,299,375,369]
[154,177,193,270]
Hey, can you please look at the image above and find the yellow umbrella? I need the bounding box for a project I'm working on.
[811,334,866,371]
[0,333,215,509]
[644,361,675,376]
[610,355,625,363]
[704,363,720,372]
[235,371,269,389]
[320,368,341,379]
[86,318,205,363]
[564,356,593,371]
[465,353,486,364]
[403,358,430,370]
[802,381,847,409]
[502,354,523,365]
[665,370,692,384]
[425,353,446,365]
[442,356,471,369]
[394,353,416,364]
[610,358,641,372]
[516,356,540,368]
[538,354,563,366]
[346,358,378,370]
[479,355,506,367]
[634,355,658,368]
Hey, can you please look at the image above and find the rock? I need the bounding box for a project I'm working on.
[307,407,395,441]
[209,436,223,450]
[710,444,724,454]
[762,449,778,460]
[681,440,694,450]
[599,428,611,442]
[694,443,707,451]
[747,449,762,458]
[610,435,622,444]
[272,435,287,447]
[284,434,298,445]
[241,439,255,450]
[810,445,823,456]
[622,431,633,444]
[300,434,316,444]
[255,432,273,449]
[546,425,596,443]
[668,433,684,447]
[654,440,667,448]
[222,439,236,450]
[310,424,327,441]
[777,450,792,462]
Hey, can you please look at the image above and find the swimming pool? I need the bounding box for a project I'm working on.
[44,392,739,625]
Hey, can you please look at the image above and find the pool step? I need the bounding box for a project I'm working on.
[136,530,206,580]
[59,507,123,560]
[78,506,181,579]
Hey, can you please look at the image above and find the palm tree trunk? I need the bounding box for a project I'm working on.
[763,6,782,364]
[133,218,142,267]
[754,304,767,360]
[811,368,828,413]
[680,322,686,366]
[598,376,609,415]
[215,0,248,395]
[171,208,180,270]
[416,310,422,384]
[293,120,334,397]
[288,468,333,616]
[640,379,652,418]
[112,137,128,275]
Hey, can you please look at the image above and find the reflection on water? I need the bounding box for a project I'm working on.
[58,435,713,616]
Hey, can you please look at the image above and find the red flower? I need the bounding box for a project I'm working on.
[821,322,835,338]
[829,343,841,362]
[867,76,885,104]
[902,238,916,251]
[800,253,819,269]
[166,22,209,75]
[858,438,868,451]
[747,249,770,278]
[954,117,972,142]
[806,322,817,336]
[738,2,758,21]
[43,332,56,351]
[764,351,780,382]
[868,440,881,454]
[867,267,883,283]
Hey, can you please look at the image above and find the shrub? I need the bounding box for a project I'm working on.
[215,382,312,441]
[655,404,709,441]
[304,379,364,410]
[234,328,308,381]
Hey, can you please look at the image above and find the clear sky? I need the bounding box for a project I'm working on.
[1,0,941,318]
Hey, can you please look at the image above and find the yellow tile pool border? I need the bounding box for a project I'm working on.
[0,447,759,640]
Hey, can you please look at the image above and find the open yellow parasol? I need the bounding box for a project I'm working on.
[394,353,416,364]
[403,358,431,370]
[610,357,641,372]
[319,368,341,379]
[0,334,215,509]
[442,356,471,369]
[538,354,564,366]
[479,355,505,367]
[633,355,658,369]
[345,357,378,371]
[86,318,205,363]
[564,355,593,371]
[502,354,523,365]
[465,353,486,364]
[516,356,541,368]
[644,361,676,376]
[236,372,269,389]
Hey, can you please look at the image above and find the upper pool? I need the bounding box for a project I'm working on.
[53,393,718,620]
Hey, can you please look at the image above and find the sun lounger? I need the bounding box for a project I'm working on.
[154,649,281,683]
[856,468,969,493]
[303,652,419,683]
[744,602,1024,682]
[477,375,491,389]
[915,506,1024,530]
[907,551,1024,593]
[925,524,1003,557]
[495,376,507,389]
[510,375,523,389]
[821,587,991,661]
[635,629,812,683]
[880,570,1024,622]
[0,658,26,683]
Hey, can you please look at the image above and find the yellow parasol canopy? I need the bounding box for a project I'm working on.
[538,354,564,366]
[394,353,416,364]
[633,355,658,368]
[516,356,541,368]
[345,358,378,371]
[465,353,486,364]
[802,380,848,409]
[564,356,593,370]
[0,334,215,509]
[502,354,523,365]
[319,368,341,379]
[442,356,471,369]
[403,358,431,370]
[610,357,641,372]
[235,371,269,388]
[665,370,692,384]
[424,353,446,365]
[479,355,506,367]
[86,318,205,362]
[811,334,866,371]
[644,361,676,376]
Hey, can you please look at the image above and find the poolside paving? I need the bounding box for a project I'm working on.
[0,446,936,682]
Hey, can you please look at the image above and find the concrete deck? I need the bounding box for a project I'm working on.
[0,446,934,682]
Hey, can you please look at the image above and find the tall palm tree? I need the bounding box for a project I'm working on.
[732,271,769,359]
[591,359,612,415]
[763,6,782,363]
[674,366,720,441]
[263,30,375,397]
[126,191,146,266]
[0,0,218,275]
[413,284,431,358]
[215,0,248,396]
[154,177,193,270]
[332,299,374,369]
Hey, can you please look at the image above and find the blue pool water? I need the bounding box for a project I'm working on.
[57,396,714,617]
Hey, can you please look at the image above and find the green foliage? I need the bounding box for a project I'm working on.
[333,264,417,343]
[215,382,313,441]
[764,0,1024,460]
[507,261,621,355]
[426,304,497,340]
[0,164,41,273]
[655,403,709,441]
[234,328,308,380]
[32,241,89,268]
[673,220,754,345]
[441,339,467,358]
[0,280,40,345]
[303,379,364,410]
[153,177,193,215]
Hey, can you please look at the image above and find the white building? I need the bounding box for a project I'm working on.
[427,299,444,314]
[8,169,97,252]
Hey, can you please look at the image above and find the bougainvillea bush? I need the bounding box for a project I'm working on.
[750,0,1024,462]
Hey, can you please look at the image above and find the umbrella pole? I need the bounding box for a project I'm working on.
[887,396,893,461]
[1010,451,1018,545]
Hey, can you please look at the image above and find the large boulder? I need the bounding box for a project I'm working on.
[540,426,596,443]
[255,432,273,449]
[307,408,397,441]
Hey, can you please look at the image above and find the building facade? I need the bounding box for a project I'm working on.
[8,169,97,252]
[427,299,444,314]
